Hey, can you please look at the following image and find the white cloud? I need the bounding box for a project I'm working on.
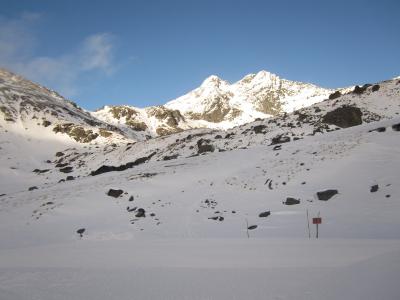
[0,13,117,97]
[80,33,114,74]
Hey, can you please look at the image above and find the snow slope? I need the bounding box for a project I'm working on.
[0,71,400,299]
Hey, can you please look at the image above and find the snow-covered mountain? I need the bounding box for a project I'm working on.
[1,67,400,300]
[93,70,334,137]
[0,68,335,142]
[0,68,129,144]
[166,70,333,127]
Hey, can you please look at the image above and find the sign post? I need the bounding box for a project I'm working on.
[312,217,322,238]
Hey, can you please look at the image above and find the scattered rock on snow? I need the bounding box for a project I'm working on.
[284,197,300,205]
[59,166,73,173]
[247,225,258,230]
[162,154,179,161]
[322,106,362,128]
[107,189,124,198]
[253,125,266,134]
[259,211,271,218]
[76,228,85,237]
[28,186,38,191]
[33,169,50,174]
[135,208,146,218]
[197,139,215,154]
[369,127,386,133]
[270,134,291,145]
[392,123,400,131]
[273,145,282,151]
[316,189,338,201]
[370,185,379,193]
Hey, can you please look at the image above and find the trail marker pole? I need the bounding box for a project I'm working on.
[312,216,322,239]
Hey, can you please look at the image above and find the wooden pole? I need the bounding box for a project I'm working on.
[246,219,249,239]
[316,223,319,239]
[308,212,311,239]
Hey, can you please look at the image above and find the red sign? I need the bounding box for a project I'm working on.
[312,217,322,224]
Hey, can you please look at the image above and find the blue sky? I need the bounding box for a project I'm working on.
[0,0,399,110]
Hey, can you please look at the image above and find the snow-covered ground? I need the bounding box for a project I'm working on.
[1,115,400,299]
[1,70,400,299]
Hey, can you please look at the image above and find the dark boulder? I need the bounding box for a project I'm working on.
[270,135,291,145]
[28,186,38,191]
[284,197,300,205]
[197,139,215,154]
[59,166,73,173]
[370,185,379,193]
[372,84,380,92]
[162,154,179,161]
[76,228,85,237]
[253,125,266,134]
[329,91,342,100]
[273,145,282,151]
[369,127,386,133]
[56,163,69,168]
[247,225,258,230]
[259,211,271,218]
[392,123,400,131]
[316,189,338,201]
[55,152,65,157]
[353,84,370,94]
[107,189,124,198]
[33,169,50,174]
[66,176,75,181]
[135,208,146,218]
[322,106,362,128]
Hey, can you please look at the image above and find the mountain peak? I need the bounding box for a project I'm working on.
[201,75,228,88]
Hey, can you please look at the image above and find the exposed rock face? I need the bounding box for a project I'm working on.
[146,106,185,127]
[99,128,113,138]
[53,123,99,143]
[91,152,157,176]
[126,120,148,131]
[322,106,362,128]
[109,106,139,120]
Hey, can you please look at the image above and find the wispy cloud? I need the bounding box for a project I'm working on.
[0,13,117,97]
